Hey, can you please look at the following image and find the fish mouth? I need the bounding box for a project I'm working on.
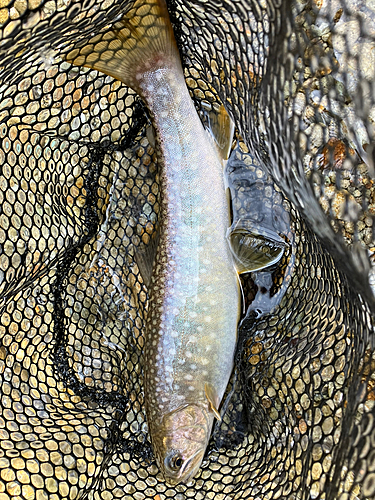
[165,449,205,486]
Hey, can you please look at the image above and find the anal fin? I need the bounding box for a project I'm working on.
[206,104,235,162]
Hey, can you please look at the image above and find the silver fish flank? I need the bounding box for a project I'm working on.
[66,0,240,485]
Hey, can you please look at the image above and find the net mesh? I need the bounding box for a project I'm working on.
[1,0,375,499]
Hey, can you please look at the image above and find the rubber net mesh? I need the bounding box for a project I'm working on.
[1,0,375,499]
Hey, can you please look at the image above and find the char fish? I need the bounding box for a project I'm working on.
[66,0,240,485]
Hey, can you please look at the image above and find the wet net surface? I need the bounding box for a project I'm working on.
[1,0,375,499]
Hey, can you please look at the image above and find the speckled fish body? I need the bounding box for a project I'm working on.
[135,20,240,488]
[66,0,240,485]
[141,68,240,483]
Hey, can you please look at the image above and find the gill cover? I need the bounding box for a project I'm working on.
[157,404,211,485]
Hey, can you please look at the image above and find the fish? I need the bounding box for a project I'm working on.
[66,0,241,485]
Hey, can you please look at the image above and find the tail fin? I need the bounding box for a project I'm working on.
[65,0,181,93]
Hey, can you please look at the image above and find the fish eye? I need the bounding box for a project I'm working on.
[166,453,183,471]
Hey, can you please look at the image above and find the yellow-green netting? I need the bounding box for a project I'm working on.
[0,0,375,498]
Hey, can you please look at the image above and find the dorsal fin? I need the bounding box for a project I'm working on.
[134,231,159,288]
[146,124,156,149]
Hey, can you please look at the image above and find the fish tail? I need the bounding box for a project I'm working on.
[65,0,181,93]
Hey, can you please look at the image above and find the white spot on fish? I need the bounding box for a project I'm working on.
[188,386,195,391]
[205,316,212,323]
[186,351,193,358]
[184,374,193,381]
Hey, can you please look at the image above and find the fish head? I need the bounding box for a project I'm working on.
[154,403,212,485]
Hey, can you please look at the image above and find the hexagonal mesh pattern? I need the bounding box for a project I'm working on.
[0,0,375,499]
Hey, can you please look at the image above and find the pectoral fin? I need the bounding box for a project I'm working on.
[205,383,222,422]
[206,105,235,161]
[134,231,159,288]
